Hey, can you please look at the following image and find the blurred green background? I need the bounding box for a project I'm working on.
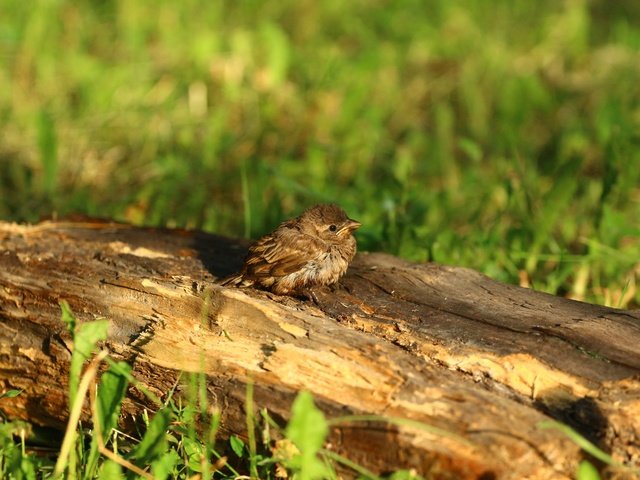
[1,0,638,307]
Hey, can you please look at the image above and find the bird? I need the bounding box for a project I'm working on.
[220,204,361,296]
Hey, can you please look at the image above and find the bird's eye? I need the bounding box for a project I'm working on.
[329,224,337,232]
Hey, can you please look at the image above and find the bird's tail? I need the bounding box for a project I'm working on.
[218,273,253,288]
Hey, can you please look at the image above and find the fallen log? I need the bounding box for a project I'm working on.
[0,219,638,479]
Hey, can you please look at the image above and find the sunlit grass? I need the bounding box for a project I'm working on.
[0,0,638,307]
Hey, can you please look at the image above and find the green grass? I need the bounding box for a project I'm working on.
[0,2,639,307]
[3,4,639,475]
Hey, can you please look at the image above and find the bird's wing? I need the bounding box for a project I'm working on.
[244,228,326,277]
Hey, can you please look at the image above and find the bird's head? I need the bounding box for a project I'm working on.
[299,204,361,244]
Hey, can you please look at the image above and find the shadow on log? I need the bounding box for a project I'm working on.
[0,219,639,479]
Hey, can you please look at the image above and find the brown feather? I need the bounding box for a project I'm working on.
[219,204,360,296]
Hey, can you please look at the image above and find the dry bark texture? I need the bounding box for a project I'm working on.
[0,219,639,479]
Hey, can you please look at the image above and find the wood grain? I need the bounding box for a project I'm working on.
[0,219,638,479]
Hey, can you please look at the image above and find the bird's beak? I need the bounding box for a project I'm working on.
[340,219,361,234]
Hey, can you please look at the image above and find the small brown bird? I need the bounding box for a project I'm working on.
[220,204,361,296]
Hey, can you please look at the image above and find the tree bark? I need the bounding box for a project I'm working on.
[0,219,638,479]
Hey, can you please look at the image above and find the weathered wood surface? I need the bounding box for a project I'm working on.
[0,219,639,479]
